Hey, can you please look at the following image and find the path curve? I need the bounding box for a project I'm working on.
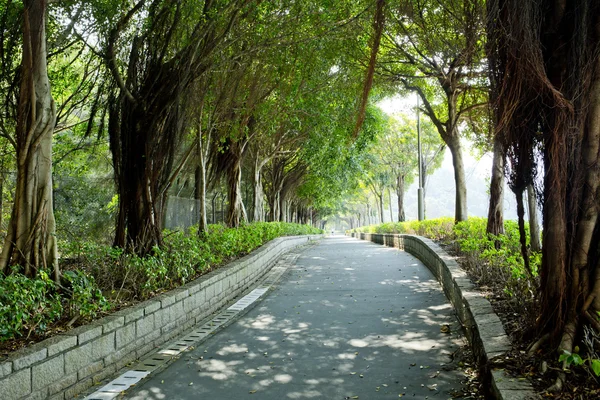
[124,236,466,399]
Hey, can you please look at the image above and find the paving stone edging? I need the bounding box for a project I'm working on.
[0,234,322,400]
[349,232,538,400]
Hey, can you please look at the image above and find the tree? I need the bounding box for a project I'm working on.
[0,0,58,280]
[380,0,487,222]
[487,0,600,390]
[100,0,253,252]
[377,112,443,221]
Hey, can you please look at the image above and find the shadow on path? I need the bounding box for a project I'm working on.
[125,236,466,399]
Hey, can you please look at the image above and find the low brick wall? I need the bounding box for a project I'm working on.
[0,235,321,400]
[349,232,537,399]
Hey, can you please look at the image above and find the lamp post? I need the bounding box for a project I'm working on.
[417,94,424,221]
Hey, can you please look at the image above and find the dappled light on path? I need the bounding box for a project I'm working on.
[125,236,466,399]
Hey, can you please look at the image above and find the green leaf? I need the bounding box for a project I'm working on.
[571,353,584,366]
[591,360,600,376]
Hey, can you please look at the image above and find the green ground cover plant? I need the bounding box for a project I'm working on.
[0,222,321,343]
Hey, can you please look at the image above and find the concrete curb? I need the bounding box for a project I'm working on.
[348,232,538,400]
[0,234,322,400]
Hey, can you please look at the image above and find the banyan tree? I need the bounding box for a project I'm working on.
[487,0,600,390]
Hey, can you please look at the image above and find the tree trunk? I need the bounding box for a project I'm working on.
[0,0,59,280]
[282,199,289,222]
[422,159,430,219]
[396,175,406,222]
[195,136,208,235]
[388,187,393,222]
[447,134,468,222]
[527,184,541,252]
[378,193,384,224]
[226,156,247,227]
[487,138,505,235]
[211,192,217,224]
[252,159,264,222]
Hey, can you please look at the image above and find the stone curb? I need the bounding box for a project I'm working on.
[348,232,539,400]
[0,234,323,400]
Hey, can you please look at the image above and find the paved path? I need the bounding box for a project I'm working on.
[125,236,466,399]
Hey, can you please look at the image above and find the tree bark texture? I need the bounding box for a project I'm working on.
[447,134,468,222]
[487,137,505,235]
[396,175,406,222]
[488,0,600,360]
[0,0,59,280]
[226,155,247,227]
[195,137,208,235]
[527,184,541,252]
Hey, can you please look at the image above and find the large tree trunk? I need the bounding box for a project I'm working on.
[487,1,600,383]
[0,0,59,281]
[110,94,171,253]
[396,174,406,222]
[527,184,541,252]
[447,134,468,222]
[487,138,505,235]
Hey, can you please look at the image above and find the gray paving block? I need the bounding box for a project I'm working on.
[78,360,104,380]
[32,354,64,391]
[104,340,137,369]
[70,324,103,345]
[64,377,93,399]
[111,303,142,324]
[0,361,12,379]
[24,388,48,400]
[152,308,171,328]
[47,335,78,357]
[92,363,117,385]
[135,314,155,338]
[91,332,116,361]
[0,367,31,399]
[174,288,189,302]
[10,341,47,371]
[115,323,136,349]
[64,342,93,375]
[98,315,125,334]
[493,369,524,388]
[47,372,77,395]
[143,300,160,315]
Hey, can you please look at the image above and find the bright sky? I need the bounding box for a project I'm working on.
[376,95,493,179]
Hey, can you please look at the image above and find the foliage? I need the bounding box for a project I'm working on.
[62,270,110,321]
[61,222,322,300]
[0,270,63,341]
[0,222,319,342]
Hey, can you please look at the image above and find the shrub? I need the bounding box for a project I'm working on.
[59,222,322,300]
[62,270,111,320]
[0,270,63,341]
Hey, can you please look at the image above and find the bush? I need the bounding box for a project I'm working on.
[0,270,63,341]
[60,222,322,300]
[62,270,111,320]
[0,222,319,342]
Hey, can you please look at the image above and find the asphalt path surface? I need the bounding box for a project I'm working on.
[125,235,466,399]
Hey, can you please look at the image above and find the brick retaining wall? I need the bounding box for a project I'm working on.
[0,235,321,400]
